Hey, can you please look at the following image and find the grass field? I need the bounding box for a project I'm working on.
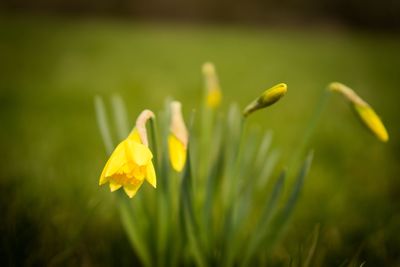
[1,15,400,266]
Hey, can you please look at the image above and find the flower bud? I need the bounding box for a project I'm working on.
[168,101,188,172]
[243,83,287,117]
[329,82,388,142]
[203,62,222,108]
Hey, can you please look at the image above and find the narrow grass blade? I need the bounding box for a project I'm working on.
[238,127,261,184]
[203,140,225,251]
[303,224,320,267]
[230,130,276,246]
[254,130,273,169]
[94,96,114,154]
[203,113,224,224]
[178,111,207,267]
[258,149,280,188]
[222,103,245,208]
[159,99,172,191]
[111,94,129,140]
[118,195,152,267]
[239,171,286,267]
[281,151,313,224]
[147,116,170,267]
[267,151,314,247]
[180,148,206,267]
[148,118,160,174]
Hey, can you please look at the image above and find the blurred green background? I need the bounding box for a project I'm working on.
[1,0,400,265]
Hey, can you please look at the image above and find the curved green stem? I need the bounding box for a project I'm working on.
[288,89,331,177]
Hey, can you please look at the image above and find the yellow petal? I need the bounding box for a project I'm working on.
[109,180,122,192]
[99,157,111,185]
[354,104,389,142]
[123,180,144,198]
[168,134,187,172]
[146,161,157,188]
[99,175,108,186]
[125,139,153,166]
[127,128,142,143]
[104,142,127,178]
[131,165,146,180]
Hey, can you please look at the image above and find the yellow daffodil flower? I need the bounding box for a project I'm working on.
[99,110,157,198]
[329,82,389,142]
[168,101,188,172]
[243,83,287,117]
[203,62,222,108]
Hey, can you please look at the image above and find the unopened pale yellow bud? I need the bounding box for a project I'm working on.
[169,101,188,172]
[329,82,389,142]
[243,83,287,117]
[202,62,222,108]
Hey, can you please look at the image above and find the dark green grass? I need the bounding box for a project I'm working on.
[1,15,400,266]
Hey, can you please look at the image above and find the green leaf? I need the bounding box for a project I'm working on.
[303,224,320,267]
[118,195,152,267]
[267,151,314,247]
[111,94,129,140]
[94,96,114,154]
[239,171,286,267]
[203,137,225,252]
[282,151,313,224]
[254,130,273,169]
[180,147,207,267]
[257,148,280,188]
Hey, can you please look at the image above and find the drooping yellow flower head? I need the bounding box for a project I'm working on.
[243,83,287,117]
[99,110,157,198]
[168,101,188,172]
[203,62,222,108]
[329,82,389,142]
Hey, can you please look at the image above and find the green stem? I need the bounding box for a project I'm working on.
[288,89,330,177]
[118,193,152,267]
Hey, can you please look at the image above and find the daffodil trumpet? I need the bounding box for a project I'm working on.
[168,101,188,172]
[99,109,157,198]
[329,82,389,142]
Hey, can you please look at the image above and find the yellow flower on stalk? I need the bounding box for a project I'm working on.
[243,83,287,117]
[168,101,188,172]
[99,110,157,198]
[203,62,222,108]
[329,82,389,142]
